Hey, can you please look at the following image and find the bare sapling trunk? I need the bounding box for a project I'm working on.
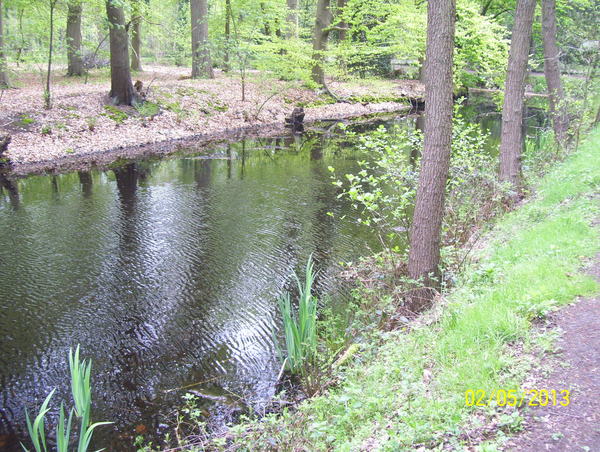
[106,0,137,106]
[67,1,83,76]
[223,0,231,71]
[406,0,456,313]
[131,0,142,71]
[191,0,214,79]
[498,0,536,198]
[0,0,12,88]
[46,0,58,109]
[542,0,569,148]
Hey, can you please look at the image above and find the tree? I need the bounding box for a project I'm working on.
[498,0,536,195]
[311,0,346,85]
[191,0,213,78]
[337,0,346,41]
[45,0,59,108]
[542,0,569,147]
[67,0,84,76]
[106,0,137,105]
[131,0,142,71]
[406,0,456,312]
[286,0,299,39]
[130,5,142,72]
[223,0,231,71]
[0,0,12,88]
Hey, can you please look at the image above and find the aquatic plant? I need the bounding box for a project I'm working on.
[273,258,319,377]
[22,345,111,452]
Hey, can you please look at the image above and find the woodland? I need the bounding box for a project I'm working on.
[2,0,600,451]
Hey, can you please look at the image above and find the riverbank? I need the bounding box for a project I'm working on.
[0,66,420,175]
[177,127,600,451]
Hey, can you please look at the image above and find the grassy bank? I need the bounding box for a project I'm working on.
[190,127,600,452]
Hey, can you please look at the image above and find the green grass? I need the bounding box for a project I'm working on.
[210,128,600,451]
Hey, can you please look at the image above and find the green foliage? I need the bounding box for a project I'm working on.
[21,346,112,452]
[273,258,319,378]
[331,106,509,271]
[23,389,54,452]
[102,105,128,124]
[133,100,161,118]
[454,1,509,89]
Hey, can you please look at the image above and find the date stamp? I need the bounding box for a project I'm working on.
[465,389,570,407]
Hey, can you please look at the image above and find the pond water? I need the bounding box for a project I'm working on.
[0,98,547,451]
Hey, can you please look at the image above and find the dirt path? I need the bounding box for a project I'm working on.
[514,260,600,451]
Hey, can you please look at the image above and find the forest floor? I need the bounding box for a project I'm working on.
[0,65,421,175]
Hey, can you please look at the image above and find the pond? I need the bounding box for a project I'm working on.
[0,97,548,451]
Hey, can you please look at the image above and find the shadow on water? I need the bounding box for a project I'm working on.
[0,99,547,451]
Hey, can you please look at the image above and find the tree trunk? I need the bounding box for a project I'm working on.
[131,0,142,71]
[406,0,456,313]
[337,0,346,41]
[45,0,57,109]
[0,0,11,88]
[191,0,213,79]
[66,1,83,76]
[286,0,299,39]
[223,0,230,71]
[498,0,536,196]
[106,0,136,106]
[312,0,333,85]
[542,0,569,147]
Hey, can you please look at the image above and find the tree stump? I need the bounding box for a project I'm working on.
[285,106,305,131]
[134,80,146,98]
[0,134,11,161]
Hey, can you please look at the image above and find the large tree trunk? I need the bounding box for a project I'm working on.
[131,0,142,71]
[542,0,569,147]
[66,1,83,76]
[286,0,298,39]
[106,1,136,106]
[191,0,213,79]
[0,0,11,88]
[312,0,333,85]
[498,0,536,196]
[406,0,456,313]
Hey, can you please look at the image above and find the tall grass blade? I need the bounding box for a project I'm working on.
[273,256,319,376]
[56,403,73,452]
[21,389,54,452]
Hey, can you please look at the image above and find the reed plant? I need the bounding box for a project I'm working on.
[21,345,111,452]
[274,258,319,378]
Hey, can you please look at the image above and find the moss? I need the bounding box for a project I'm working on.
[102,105,129,124]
